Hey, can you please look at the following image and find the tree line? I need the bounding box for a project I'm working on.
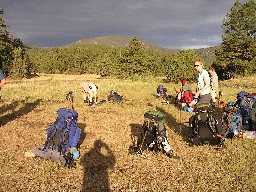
[213,0,256,79]
[28,38,199,82]
[0,0,255,80]
[0,8,32,78]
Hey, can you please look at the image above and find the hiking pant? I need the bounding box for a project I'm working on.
[80,82,97,103]
[82,91,97,103]
[198,94,211,104]
[210,89,218,103]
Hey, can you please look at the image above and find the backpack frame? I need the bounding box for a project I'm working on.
[137,111,172,156]
[222,108,243,138]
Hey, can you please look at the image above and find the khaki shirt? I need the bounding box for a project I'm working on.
[210,72,218,91]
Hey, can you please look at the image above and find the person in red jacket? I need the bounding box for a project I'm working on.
[0,69,6,100]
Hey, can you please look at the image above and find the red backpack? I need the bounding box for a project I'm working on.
[181,91,193,104]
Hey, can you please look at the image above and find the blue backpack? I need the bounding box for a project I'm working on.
[42,108,81,160]
[236,91,249,108]
[235,91,256,125]
[222,109,243,138]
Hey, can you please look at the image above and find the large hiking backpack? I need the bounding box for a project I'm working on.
[157,85,167,98]
[235,91,256,125]
[248,93,256,106]
[108,90,123,103]
[189,103,223,145]
[137,111,173,157]
[236,91,249,104]
[41,108,82,166]
[222,107,243,138]
[249,104,256,131]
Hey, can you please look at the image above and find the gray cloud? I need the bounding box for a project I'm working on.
[0,0,247,49]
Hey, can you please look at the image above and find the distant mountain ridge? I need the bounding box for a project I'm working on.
[26,35,219,64]
[66,35,218,65]
[67,35,167,51]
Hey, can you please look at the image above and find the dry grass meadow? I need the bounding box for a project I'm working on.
[0,74,256,192]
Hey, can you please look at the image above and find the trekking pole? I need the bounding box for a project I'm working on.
[179,86,184,134]
[179,106,182,134]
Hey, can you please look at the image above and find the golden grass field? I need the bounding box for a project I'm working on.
[0,74,256,192]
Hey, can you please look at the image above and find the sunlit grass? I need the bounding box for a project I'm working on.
[0,74,256,191]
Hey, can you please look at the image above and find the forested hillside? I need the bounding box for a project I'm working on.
[27,37,200,82]
[66,35,169,52]
[1,0,256,80]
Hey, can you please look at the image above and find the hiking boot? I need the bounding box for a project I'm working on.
[166,148,173,158]
[162,139,173,157]
[148,141,155,149]
[88,102,95,106]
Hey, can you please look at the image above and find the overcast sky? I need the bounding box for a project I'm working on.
[0,0,248,49]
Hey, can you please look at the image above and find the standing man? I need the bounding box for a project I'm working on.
[0,69,6,100]
[208,66,219,104]
[192,59,211,104]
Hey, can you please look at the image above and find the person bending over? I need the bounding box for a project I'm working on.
[80,80,98,106]
[0,69,6,100]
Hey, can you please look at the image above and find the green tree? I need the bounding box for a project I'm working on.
[0,7,11,72]
[118,37,149,79]
[0,7,32,78]
[165,50,198,82]
[214,0,256,79]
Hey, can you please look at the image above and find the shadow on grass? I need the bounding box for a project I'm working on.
[129,123,143,150]
[0,100,20,114]
[0,98,42,126]
[155,106,191,143]
[80,139,116,192]
[77,123,86,148]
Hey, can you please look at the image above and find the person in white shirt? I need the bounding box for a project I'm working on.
[192,59,211,104]
[80,80,98,106]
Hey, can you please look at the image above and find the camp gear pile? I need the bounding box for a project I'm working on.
[221,91,256,137]
[108,90,123,104]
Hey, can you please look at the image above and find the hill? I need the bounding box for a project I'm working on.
[194,45,220,66]
[67,35,218,64]
[66,35,167,51]
[26,35,218,64]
